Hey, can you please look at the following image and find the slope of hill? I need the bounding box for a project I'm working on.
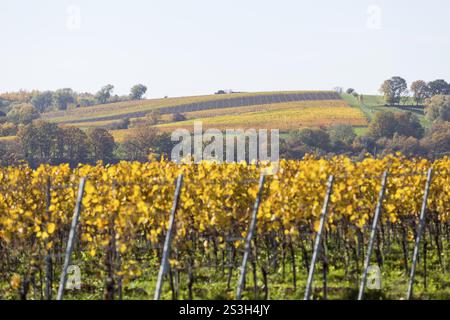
[38,91,367,141]
[7,90,434,145]
[42,91,341,124]
[154,100,366,131]
[0,91,370,143]
[340,93,430,129]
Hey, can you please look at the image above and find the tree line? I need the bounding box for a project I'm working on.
[0,79,449,167]
[0,120,174,167]
[0,109,448,168]
[0,84,148,138]
[0,84,147,113]
[379,76,450,106]
[282,100,449,160]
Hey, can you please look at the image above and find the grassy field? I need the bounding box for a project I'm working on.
[341,93,431,129]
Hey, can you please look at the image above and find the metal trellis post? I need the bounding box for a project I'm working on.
[57,177,86,300]
[154,174,184,300]
[407,168,433,300]
[304,175,334,300]
[358,171,388,300]
[236,174,266,300]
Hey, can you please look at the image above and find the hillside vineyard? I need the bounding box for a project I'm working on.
[46,92,342,124]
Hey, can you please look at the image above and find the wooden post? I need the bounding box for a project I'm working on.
[358,171,388,300]
[304,175,334,300]
[57,177,86,300]
[154,174,184,300]
[236,174,266,300]
[407,168,433,300]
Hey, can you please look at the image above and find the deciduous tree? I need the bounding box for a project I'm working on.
[31,91,54,112]
[427,79,450,96]
[130,84,147,100]
[425,95,450,122]
[410,80,430,106]
[95,85,114,104]
[7,103,40,124]
[380,76,408,105]
[53,88,75,110]
[86,128,116,163]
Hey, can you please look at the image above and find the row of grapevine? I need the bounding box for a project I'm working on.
[58,92,341,124]
[0,155,448,299]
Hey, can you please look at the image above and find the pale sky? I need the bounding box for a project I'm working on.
[1,0,449,98]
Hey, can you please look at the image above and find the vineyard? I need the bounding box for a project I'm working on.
[0,155,449,300]
[154,100,366,132]
[0,91,367,145]
[107,99,367,142]
[42,91,339,124]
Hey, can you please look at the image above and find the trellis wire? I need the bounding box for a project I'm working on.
[304,175,334,300]
[358,171,388,300]
[407,168,433,300]
[154,174,184,300]
[56,177,86,300]
[236,174,266,300]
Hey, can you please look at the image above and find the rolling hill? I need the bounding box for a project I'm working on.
[42,91,341,123]
[38,90,368,142]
